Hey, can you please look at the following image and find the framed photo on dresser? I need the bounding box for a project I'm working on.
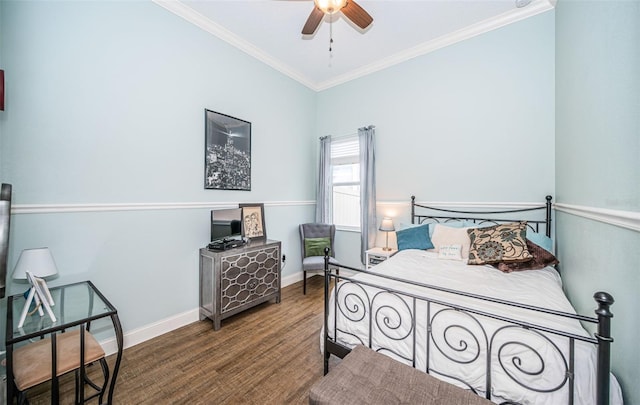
[239,203,266,241]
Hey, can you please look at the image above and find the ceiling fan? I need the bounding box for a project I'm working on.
[302,0,373,35]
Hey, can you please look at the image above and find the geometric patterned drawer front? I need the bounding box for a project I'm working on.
[221,245,280,314]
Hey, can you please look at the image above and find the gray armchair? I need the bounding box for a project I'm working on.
[299,223,339,295]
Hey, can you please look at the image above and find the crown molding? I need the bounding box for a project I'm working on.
[554,203,640,233]
[153,0,555,92]
[151,0,317,90]
[316,0,555,90]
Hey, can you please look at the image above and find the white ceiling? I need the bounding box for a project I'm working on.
[153,0,555,91]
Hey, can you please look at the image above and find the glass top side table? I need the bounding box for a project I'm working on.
[5,280,123,404]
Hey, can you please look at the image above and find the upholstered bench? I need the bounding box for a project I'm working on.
[309,345,493,405]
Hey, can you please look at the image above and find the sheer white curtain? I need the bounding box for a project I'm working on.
[359,126,376,264]
[315,136,332,223]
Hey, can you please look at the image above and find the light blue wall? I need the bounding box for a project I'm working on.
[3,4,635,403]
[556,1,639,211]
[1,0,316,204]
[555,1,640,403]
[317,12,556,267]
[0,1,317,341]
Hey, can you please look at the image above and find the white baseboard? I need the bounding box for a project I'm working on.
[99,271,305,356]
[281,271,304,288]
[99,308,200,356]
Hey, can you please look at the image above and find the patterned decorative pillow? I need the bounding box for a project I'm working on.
[493,239,559,273]
[467,222,533,265]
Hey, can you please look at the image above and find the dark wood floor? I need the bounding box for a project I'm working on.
[24,275,330,405]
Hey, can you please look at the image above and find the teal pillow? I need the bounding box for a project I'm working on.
[396,224,434,251]
[399,222,424,230]
[304,237,331,257]
[526,229,553,253]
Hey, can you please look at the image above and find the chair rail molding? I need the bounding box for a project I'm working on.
[554,203,640,233]
[11,201,315,215]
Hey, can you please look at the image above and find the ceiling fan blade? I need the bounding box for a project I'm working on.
[341,0,373,30]
[302,7,324,35]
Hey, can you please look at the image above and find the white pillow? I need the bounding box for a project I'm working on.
[431,224,472,259]
[438,244,463,260]
[428,221,464,237]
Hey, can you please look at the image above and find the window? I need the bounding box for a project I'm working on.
[331,137,360,229]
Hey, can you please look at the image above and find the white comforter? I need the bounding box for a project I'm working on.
[325,249,623,405]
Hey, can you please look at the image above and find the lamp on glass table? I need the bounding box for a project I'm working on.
[12,247,58,328]
[379,217,395,252]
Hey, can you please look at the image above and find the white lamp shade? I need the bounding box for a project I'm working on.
[13,247,59,280]
[379,217,395,232]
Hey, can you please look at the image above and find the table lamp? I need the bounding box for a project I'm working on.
[379,217,395,251]
[13,247,58,328]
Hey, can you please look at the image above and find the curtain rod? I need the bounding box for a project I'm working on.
[319,125,374,140]
[319,133,356,141]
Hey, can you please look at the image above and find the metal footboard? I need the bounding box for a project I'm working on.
[322,255,614,405]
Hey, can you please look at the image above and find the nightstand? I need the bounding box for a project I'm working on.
[365,247,398,269]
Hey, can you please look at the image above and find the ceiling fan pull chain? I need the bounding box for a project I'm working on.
[328,19,334,67]
[329,18,333,53]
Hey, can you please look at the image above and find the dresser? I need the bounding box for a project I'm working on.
[199,239,281,330]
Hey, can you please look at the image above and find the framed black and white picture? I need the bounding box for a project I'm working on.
[239,203,266,241]
[204,109,251,190]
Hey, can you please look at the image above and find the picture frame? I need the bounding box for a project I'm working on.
[18,271,56,328]
[204,109,251,191]
[239,203,266,241]
[34,276,55,307]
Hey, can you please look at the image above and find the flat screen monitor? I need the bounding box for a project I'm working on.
[211,208,242,243]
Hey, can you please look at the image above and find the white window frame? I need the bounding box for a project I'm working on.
[331,136,360,231]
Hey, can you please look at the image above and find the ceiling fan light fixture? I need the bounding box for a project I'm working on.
[302,0,372,35]
[314,0,347,14]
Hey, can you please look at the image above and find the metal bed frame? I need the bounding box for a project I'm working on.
[322,195,614,405]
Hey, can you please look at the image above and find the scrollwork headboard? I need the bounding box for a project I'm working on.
[411,195,553,237]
